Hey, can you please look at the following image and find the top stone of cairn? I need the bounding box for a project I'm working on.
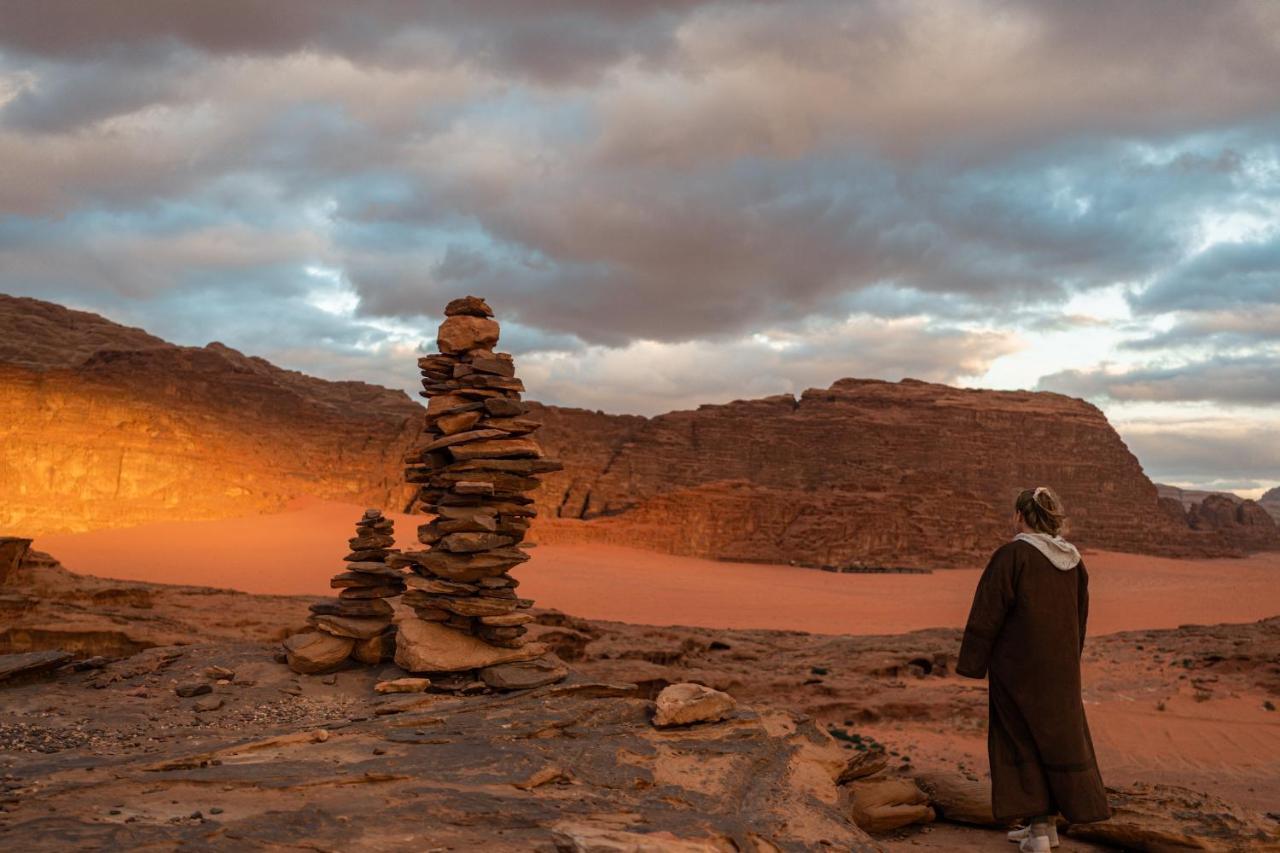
[438,297,500,354]
[444,295,495,318]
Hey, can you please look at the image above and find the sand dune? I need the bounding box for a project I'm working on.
[36,498,1280,636]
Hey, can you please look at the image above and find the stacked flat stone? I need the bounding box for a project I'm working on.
[306,508,405,664]
[393,296,562,650]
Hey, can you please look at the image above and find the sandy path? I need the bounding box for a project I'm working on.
[36,499,1280,636]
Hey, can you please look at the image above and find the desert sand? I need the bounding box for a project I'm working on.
[38,498,1280,636]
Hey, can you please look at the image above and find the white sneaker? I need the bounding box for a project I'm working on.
[1007,825,1059,847]
[1019,837,1052,853]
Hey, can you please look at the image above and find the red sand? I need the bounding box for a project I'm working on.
[36,499,1280,636]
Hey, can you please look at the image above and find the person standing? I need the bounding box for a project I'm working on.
[958,487,1110,851]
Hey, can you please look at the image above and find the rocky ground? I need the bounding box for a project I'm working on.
[2,548,1278,851]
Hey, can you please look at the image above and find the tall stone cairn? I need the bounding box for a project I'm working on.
[306,508,405,665]
[394,296,562,650]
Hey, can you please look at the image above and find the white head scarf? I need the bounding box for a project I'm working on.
[1014,532,1080,570]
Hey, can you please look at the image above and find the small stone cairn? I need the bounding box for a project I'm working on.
[304,508,405,665]
[392,296,563,657]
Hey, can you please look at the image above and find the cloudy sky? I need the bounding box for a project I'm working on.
[1,1,1277,496]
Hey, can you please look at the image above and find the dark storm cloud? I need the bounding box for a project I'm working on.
[1038,354,1280,405]
[335,136,1256,344]
[0,0,705,84]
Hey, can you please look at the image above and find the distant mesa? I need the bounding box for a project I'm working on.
[1,293,1277,567]
[528,379,1280,566]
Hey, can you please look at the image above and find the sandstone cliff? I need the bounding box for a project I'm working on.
[529,379,1278,566]
[0,295,421,536]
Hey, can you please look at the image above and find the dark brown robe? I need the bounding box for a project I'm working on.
[957,540,1110,824]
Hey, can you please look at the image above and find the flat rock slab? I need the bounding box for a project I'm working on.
[1068,782,1280,852]
[374,677,432,694]
[395,618,546,673]
[0,650,72,684]
[480,657,569,691]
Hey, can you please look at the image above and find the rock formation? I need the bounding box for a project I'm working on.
[289,508,406,672]
[1180,493,1280,552]
[392,297,562,670]
[0,294,420,537]
[528,380,1280,566]
[1260,487,1280,524]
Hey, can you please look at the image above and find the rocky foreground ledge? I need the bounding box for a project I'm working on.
[2,544,1278,851]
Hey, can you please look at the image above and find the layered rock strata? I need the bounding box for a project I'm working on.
[392,297,563,667]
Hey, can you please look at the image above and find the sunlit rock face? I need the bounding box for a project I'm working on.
[529,379,1276,566]
[0,296,420,536]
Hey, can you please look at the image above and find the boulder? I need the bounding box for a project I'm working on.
[394,618,546,673]
[283,631,355,674]
[438,315,500,354]
[651,682,736,727]
[913,771,997,826]
[848,778,935,834]
[480,657,569,690]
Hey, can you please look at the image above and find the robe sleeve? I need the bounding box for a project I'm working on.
[956,545,1017,679]
[1077,559,1090,656]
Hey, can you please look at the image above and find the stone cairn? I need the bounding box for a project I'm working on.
[304,508,405,666]
[392,296,562,655]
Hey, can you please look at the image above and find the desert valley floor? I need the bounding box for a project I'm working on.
[38,498,1280,635]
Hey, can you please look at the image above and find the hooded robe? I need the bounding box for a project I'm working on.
[957,536,1110,824]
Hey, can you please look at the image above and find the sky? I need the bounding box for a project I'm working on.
[0,1,1277,497]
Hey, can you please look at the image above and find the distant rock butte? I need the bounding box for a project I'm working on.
[3,295,1276,564]
[528,380,1280,566]
[0,295,421,535]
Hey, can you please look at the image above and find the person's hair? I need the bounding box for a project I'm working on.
[1015,486,1067,535]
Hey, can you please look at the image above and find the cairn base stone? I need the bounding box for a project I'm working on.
[283,631,354,674]
[394,618,546,673]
